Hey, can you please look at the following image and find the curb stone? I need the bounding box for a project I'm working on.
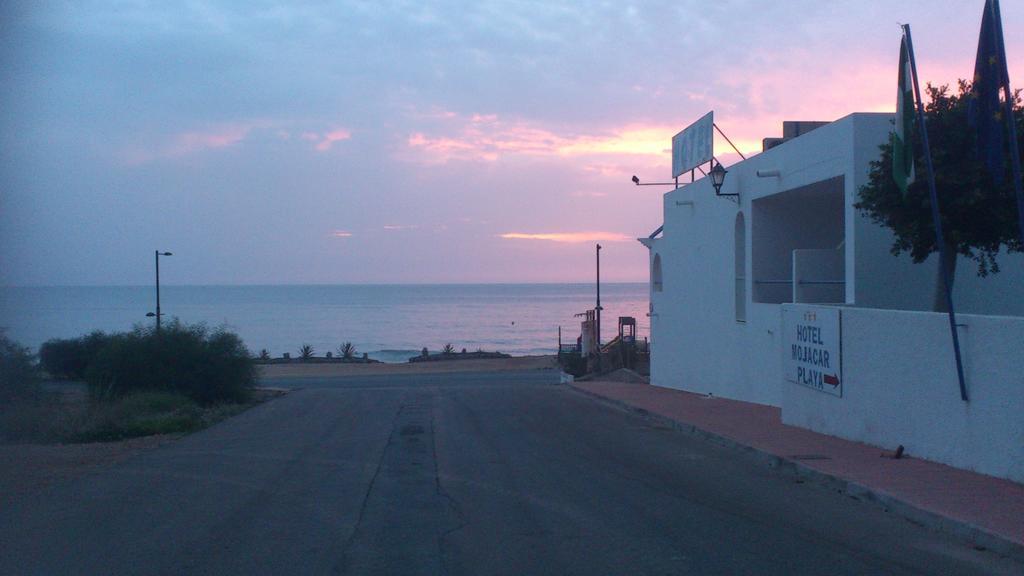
[565,382,1024,562]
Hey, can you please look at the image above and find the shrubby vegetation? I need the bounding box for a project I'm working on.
[1,323,260,444]
[64,391,248,443]
[39,331,110,380]
[338,342,356,359]
[84,321,255,404]
[0,331,41,402]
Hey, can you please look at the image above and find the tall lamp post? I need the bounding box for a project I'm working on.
[596,243,602,372]
[146,251,172,331]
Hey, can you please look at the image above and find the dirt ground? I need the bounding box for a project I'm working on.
[0,434,174,507]
[0,388,286,508]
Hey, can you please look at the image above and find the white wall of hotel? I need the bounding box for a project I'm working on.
[643,112,1024,481]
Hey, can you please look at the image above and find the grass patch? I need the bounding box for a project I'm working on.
[65,392,203,442]
[1,328,268,445]
[1,390,268,445]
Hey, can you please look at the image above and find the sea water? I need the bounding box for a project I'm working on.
[0,284,649,363]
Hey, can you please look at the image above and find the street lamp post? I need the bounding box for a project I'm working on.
[149,251,172,331]
[596,243,602,372]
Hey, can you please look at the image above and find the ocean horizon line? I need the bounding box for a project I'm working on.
[1,281,648,289]
[0,283,651,356]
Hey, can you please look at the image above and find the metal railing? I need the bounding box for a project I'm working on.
[753,280,846,285]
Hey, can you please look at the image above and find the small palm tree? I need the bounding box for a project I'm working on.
[299,344,315,359]
[258,349,270,360]
[338,342,356,360]
[442,343,455,355]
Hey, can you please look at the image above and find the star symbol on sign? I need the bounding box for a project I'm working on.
[989,56,998,66]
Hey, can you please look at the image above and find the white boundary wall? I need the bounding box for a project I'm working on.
[782,304,1024,482]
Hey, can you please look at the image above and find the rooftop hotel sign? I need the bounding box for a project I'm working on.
[783,306,842,397]
[672,111,713,178]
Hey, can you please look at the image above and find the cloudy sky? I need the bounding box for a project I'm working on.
[1,1,1021,285]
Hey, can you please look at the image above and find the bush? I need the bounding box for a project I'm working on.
[0,331,41,402]
[338,342,356,359]
[63,391,203,442]
[39,331,111,380]
[85,321,255,405]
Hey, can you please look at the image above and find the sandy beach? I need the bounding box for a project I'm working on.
[257,355,559,380]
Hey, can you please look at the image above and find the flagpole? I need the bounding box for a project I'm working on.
[991,0,1024,243]
[902,24,969,402]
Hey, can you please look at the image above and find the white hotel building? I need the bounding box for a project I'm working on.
[640,112,1024,482]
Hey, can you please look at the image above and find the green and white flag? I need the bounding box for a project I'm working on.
[893,36,915,194]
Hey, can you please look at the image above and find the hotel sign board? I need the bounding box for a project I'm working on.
[783,306,842,397]
[672,111,714,178]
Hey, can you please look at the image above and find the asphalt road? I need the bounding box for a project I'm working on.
[2,370,1019,575]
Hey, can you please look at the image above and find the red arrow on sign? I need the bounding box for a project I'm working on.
[823,374,840,387]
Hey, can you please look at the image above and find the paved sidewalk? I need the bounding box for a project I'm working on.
[569,379,1024,558]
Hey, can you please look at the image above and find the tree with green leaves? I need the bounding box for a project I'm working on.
[855,81,1022,311]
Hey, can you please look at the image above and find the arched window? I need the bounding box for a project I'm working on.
[652,253,663,292]
[735,213,746,322]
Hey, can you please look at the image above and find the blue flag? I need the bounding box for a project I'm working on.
[968,0,1009,184]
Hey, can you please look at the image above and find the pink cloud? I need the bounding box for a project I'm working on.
[407,132,490,160]
[404,113,677,165]
[400,49,943,171]
[314,129,353,152]
[500,231,633,243]
[400,58,903,172]
[118,122,256,164]
[331,230,353,238]
[296,128,353,152]
[174,126,248,152]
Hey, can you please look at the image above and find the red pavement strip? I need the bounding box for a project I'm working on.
[569,379,1024,558]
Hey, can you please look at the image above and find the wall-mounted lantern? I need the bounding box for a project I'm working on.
[710,161,730,196]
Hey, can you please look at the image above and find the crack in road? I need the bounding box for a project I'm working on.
[432,389,467,576]
[336,390,456,575]
[336,393,408,574]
